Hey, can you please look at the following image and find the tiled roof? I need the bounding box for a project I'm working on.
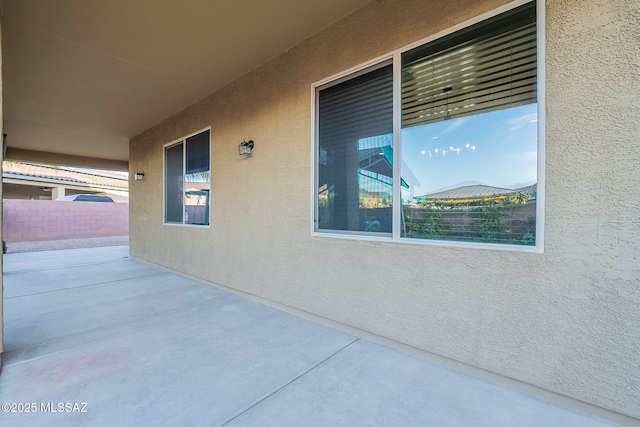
[423,185,516,200]
[2,161,128,190]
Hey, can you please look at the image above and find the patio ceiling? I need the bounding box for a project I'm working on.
[2,0,372,165]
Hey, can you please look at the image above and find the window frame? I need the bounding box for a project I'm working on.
[311,0,544,253]
[163,126,212,228]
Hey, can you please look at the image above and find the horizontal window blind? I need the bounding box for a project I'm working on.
[316,63,394,233]
[186,130,210,175]
[402,3,536,128]
[318,64,393,145]
[165,143,184,223]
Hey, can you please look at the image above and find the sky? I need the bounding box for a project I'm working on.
[401,103,538,196]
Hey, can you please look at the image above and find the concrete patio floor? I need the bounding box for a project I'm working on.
[0,246,623,426]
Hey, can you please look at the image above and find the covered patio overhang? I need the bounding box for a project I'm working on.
[2,0,373,169]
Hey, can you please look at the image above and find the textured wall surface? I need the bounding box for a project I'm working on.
[3,200,128,242]
[129,0,640,418]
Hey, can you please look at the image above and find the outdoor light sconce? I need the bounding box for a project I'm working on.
[134,171,145,181]
[238,140,254,157]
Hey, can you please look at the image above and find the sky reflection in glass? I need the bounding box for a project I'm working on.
[401,103,538,199]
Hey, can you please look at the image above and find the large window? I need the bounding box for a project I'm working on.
[165,129,211,226]
[314,1,542,250]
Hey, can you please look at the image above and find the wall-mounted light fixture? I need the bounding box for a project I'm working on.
[134,171,145,181]
[238,140,254,157]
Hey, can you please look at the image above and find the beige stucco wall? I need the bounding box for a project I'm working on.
[130,0,640,419]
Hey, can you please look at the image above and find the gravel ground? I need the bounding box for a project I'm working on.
[4,236,129,253]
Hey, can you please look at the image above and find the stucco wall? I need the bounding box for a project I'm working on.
[130,0,640,418]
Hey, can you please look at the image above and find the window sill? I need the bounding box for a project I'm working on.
[311,230,543,253]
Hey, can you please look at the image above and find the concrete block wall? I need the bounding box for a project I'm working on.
[2,199,128,242]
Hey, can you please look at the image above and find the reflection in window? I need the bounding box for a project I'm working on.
[317,63,393,234]
[400,2,538,245]
[313,1,540,248]
[165,129,210,226]
[401,105,537,244]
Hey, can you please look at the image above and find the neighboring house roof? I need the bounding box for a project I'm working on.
[421,184,516,200]
[515,183,537,197]
[2,161,128,190]
[413,184,537,206]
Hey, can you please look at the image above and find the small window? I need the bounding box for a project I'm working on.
[314,1,541,250]
[164,129,211,226]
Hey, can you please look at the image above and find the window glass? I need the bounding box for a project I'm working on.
[317,64,393,234]
[165,129,210,226]
[401,105,537,244]
[165,143,184,223]
[313,1,539,249]
[400,3,537,245]
[185,131,210,225]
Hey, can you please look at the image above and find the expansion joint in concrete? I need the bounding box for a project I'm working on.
[218,338,360,426]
